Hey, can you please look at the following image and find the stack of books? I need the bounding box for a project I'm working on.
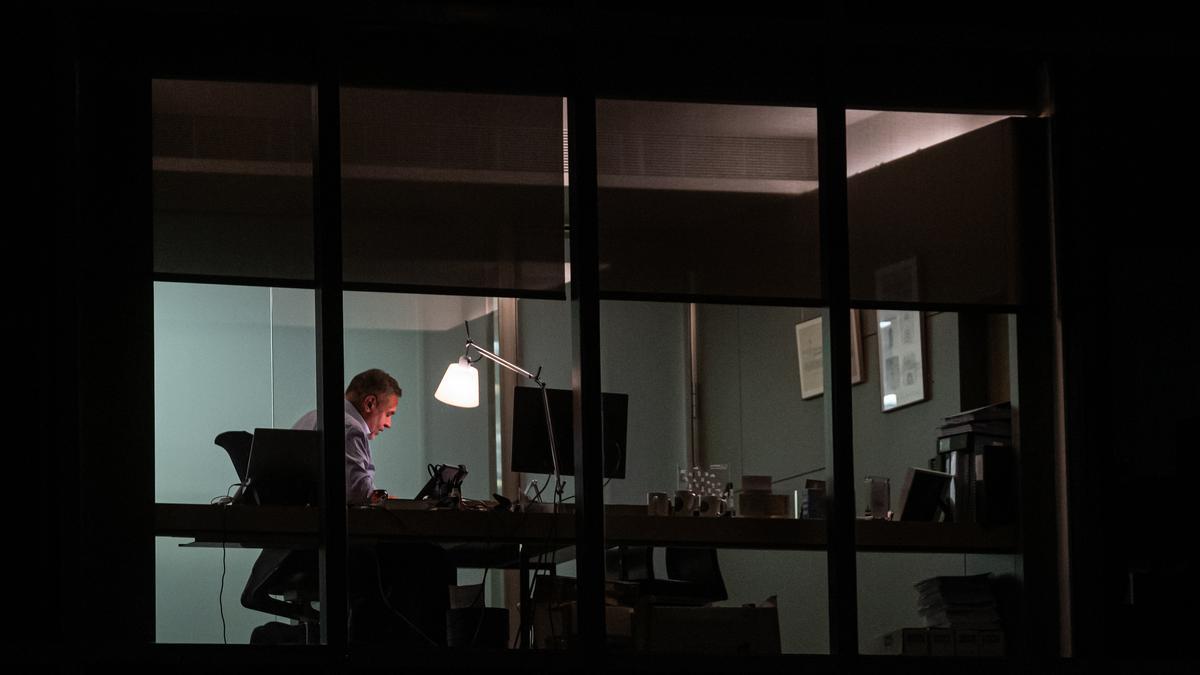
[935,402,1014,526]
[938,401,1012,442]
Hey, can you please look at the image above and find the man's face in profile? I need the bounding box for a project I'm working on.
[361,393,399,440]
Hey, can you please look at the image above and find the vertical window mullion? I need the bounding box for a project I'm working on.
[313,46,348,649]
[817,82,859,654]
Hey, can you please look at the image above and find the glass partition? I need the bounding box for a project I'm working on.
[590,97,827,655]
[340,88,565,294]
[845,110,1032,657]
[341,291,511,648]
[597,100,821,301]
[153,79,314,281]
[691,303,831,655]
[845,111,1022,306]
[341,292,499,502]
[851,308,1022,656]
[153,282,316,643]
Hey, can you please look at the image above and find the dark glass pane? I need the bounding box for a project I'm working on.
[153,80,314,280]
[341,88,565,294]
[851,308,1021,655]
[597,100,821,302]
[846,112,1045,306]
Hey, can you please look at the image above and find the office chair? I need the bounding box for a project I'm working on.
[242,548,320,622]
[213,430,253,502]
[605,545,728,606]
[214,430,320,644]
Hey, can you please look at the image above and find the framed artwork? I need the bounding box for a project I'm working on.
[877,308,926,411]
[795,310,864,400]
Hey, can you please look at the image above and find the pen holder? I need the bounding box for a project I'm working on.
[647,492,670,516]
[673,490,698,516]
[699,494,723,517]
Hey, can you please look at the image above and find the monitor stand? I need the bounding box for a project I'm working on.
[520,478,570,513]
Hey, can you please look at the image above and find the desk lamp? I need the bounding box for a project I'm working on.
[434,323,564,508]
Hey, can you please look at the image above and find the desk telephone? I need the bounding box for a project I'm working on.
[414,463,468,506]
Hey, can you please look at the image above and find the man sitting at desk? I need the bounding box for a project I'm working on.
[291,368,451,645]
[292,368,400,505]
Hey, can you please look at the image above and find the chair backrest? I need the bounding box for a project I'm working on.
[606,545,655,582]
[214,430,254,504]
[664,547,728,603]
[214,430,253,482]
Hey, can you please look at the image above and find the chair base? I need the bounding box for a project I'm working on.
[249,620,317,645]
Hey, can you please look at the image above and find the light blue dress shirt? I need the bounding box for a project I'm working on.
[292,399,376,505]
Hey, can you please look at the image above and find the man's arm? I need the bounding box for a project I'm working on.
[343,426,376,505]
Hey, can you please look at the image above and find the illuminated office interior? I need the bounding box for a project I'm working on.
[22,3,1193,670]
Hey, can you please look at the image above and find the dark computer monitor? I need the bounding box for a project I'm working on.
[510,386,628,479]
[244,428,321,505]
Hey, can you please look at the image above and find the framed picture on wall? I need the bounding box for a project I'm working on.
[877,308,926,411]
[795,310,864,400]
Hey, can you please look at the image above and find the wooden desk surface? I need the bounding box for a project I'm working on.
[156,503,1016,553]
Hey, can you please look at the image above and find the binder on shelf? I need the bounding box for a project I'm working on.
[939,448,974,524]
[974,443,1016,527]
[935,403,1015,528]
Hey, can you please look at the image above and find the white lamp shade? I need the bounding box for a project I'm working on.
[434,357,480,408]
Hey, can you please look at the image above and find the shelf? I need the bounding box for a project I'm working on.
[854,519,1018,554]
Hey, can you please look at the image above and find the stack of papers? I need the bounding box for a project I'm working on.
[914,573,1002,630]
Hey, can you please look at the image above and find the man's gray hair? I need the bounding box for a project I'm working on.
[345,368,402,402]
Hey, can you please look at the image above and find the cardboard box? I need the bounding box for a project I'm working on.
[737,492,788,518]
[553,602,636,650]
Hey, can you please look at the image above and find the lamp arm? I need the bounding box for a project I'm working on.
[466,340,540,383]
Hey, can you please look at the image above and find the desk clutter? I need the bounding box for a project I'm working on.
[675,464,733,516]
[872,572,1008,657]
[854,401,1016,525]
[648,470,828,519]
[736,474,789,518]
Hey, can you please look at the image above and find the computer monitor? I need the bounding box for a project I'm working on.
[897,466,953,522]
[244,428,321,505]
[510,386,628,479]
